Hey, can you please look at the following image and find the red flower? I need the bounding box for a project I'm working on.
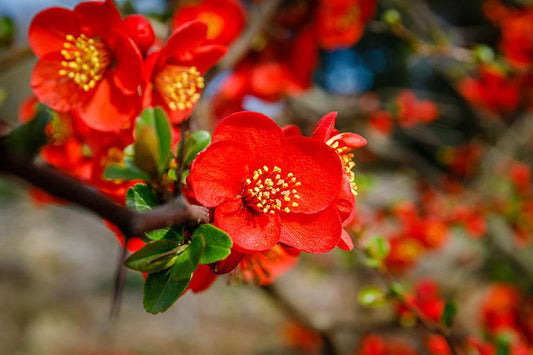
[239,245,300,285]
[396,90,439,128]
[143,21,226,124]
[172,0,245,46]
[369,109,394,135]
[29,0,143,131]
[499,6,533,69]
[459,65,522,116]
[310,112,367,250]
[188,111,344,253]
[315,0,376,50]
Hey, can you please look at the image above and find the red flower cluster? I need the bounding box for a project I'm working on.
[172,0,245,46]
[396,280,446,324]
[368,90,439,135]
[29,1,226,131]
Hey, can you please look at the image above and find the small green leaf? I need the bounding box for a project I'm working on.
[126,184,158,212]
[194,224,232,264]
[358,286,388,307]
[103,164,150,181]
[143,270,191,314]
[134,107,172,177]
[170,235,205,280]
[183,130,211,166]
[4,106,51,157]
[441,301,457,327]
[365,235,390,261]
[146,226,184,242]
[124,240,184,273]
[153,107,172,172]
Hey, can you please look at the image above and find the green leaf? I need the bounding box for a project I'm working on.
[194,224,232,264]
[358,286,388,307]
[146,226,184,242]
[365,235,390,261]
[4,106,51,157]
[183,130,211,166]
[170,235,205,280]
[143,270,191,314]
[153,107,172,172]
[124,240,185,273]
[134,107,172,177]
[103,164,150,181]
[126,184,158,212]
[441,301,457,327]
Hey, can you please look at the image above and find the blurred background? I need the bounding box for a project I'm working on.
[2,0,533,353]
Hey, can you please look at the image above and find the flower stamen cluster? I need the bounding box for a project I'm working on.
[156,66,205,111]
[58,34,110,92]
[327,138,358,195]
[242,165,301,214]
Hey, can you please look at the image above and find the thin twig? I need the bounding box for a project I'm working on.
[109,245,128,320]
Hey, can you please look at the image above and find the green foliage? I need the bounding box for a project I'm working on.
[126,184,158,212]
[358,285,388,307]
[103,164,150,181]
[4,106,51,158]
[441,301,457,327]
[170,235,205,280]
[125,240,186,273]
[363,235,390,269]
[134,107,172,177]
[143,270,191,314]
[195,224,232,264]
[182,130,211,166]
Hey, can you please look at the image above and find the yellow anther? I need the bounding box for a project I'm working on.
[58,33,110,91]
[155,65,204,112]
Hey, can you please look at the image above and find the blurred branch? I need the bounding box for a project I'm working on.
[0,46,33,73]
[260,284,341,355]
[206,0,283,80]
[0,147,209,238]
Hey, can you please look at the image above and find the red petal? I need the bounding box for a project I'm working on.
[74,0,122,39]
[163,21,208,62]
[31,53,87,112]
[188,141,251,207]
[331,132,367,149]
[282,124,302,138]
[337,229,354,251]
[214,248,245,274]
[189,264,217,293]
[279,206,342,253]
[77,76,139,131]
[283,136,343,213]
[212,111,286,165]
[335,175,356,225]
[311,111,337,142]
[215,199,281,252]
[111,33,144,95]
[191,45,227,73]
[29,8,80,57]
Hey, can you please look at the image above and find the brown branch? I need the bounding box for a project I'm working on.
[260,284,340,355]
[206,0,283,80]
[0,148,209,238]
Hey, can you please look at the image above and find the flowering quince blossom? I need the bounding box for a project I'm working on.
[143,21,227,124]
[188,111,346,253]
[28,0,144,131]
[308,112,367,250]
[171,0,245,46]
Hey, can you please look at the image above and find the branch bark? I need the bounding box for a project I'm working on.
[0,148,209,238]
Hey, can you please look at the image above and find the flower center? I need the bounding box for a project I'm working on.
[155,65,205,111]
[58,34,110,92]
[242,165,301,214]
[327,138,358,195]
